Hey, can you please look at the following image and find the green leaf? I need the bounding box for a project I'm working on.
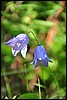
[32,19,54,27]
[17,93,39,99]
[1,43,12,55]
[3,55,13,63]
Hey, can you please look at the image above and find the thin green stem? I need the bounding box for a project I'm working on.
[38,78,41,99]
[28,31,40,45]
[49,67,62,99]
[24,64,28,91]
[41,68,48,99]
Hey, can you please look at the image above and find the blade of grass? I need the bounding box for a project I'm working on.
[1,68,34,76]
[49,67,62,99]
[38,78,41,99]
[2,68,12,99]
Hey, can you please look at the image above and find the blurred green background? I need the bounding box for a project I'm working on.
[1,1,66,99]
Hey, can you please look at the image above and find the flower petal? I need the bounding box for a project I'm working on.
[35,45,47,60]
[30,57,36,64]
[21,45,27,58]
[41,58,48,67]
[12,48,20,56]
[34,59,38,68]
[16,34,29,45]
[30,61,33,64]
[13,40,25,50]
[16,33,27,40]
[47,57,53,62]
[4,37,18,46]
[23,35,29,45]
[31,52,37,63]
[31,44,53,68]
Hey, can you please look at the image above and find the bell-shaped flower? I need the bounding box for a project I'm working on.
[4,33,29,58]
[30,44,53,68]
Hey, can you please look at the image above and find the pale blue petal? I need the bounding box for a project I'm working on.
[4,37,18,46]
[13,40,25,50]
[16,33,27,40]
[34,59,38,68]
[21,45,27,58]
[12,48,20,56]
[16,34,29,45]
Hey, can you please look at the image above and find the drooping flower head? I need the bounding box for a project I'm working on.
[4,33,29,58]
[31,44,53,68]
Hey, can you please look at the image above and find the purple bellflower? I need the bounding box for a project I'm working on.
[30,44,53,68]
[4,33,29,58]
